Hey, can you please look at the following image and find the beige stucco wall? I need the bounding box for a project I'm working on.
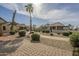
[1,24,10,32]
[1,24,19,33]
[0,23,26,33]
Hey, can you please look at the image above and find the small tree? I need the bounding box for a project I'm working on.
[70,32,79,56]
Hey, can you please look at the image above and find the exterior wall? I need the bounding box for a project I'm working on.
[0,24,20,33]
[9,25,20,31]
[50,26,64,30]
[1,24,10,33]
[0,23,26,33]
[0,24,3,32]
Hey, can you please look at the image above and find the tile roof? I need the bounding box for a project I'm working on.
[50,22,64,26]
[0,17,7,24]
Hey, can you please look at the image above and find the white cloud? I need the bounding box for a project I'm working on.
[33,8,73,20]
[33,9,69,20]
[33,8,79,23]
[0,3,18,11]
[0,3,30,16]
[1,3,79,23]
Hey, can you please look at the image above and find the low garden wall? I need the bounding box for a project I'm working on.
[40,36,73,51]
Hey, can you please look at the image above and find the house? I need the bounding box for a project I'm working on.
[0,17,9,33]
[49,22,71,33]
[8,22,27,32]
[17,24,27,30]
[0,17,27,33]
[50,22,65,30]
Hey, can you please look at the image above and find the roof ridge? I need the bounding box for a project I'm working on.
[51,22,64,26]
[0,17,7,23]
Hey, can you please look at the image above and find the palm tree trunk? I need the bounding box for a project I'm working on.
[10,10,16,31]
[30,11,32,33]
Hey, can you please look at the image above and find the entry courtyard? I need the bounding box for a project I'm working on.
[0,32,73,56]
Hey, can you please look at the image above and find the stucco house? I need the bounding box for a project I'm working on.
[0,17,26,33]
[49,22,70,33]
[0,17,9,33]
[50,22,65,30]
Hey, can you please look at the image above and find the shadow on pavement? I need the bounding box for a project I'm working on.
[0,37,24,56]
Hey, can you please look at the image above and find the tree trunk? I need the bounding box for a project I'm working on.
[10,10,16,31]
[30,11,32,33]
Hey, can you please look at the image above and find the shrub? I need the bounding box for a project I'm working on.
[19,27,24,30]
[63,32,72,36]
[10,30,15,35]
[19,30,26,37]
[46,30,50,33]
[69,31,72,35]
[70,32,79,47]
[0,32,3,36]
[42,31,45,33]
[31,33,40,42]
[63,32,70,36]
[42,30,49,33]
[50,33,53,36]
[31,31,34,34]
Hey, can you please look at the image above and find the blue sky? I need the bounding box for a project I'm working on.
[0,3,79,26]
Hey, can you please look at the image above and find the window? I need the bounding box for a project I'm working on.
[3,26,6,30]
[52,27,55,30]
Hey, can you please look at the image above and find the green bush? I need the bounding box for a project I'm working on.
[19,30,26,37]
[31,31,34,34]
[19,27,24,30]
[50,33,53,36]
[63,32,70,36]
[0,32,3,36]
[69,31,72,35]
[46,30,50,33]
[63,32,72,36]
[31,33,40,42]
[42,30,49,33]
[10,30,16,35]
[42,31,45,33]
[70,32,79,47]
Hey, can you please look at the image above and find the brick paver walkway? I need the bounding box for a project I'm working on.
[8,39,72,56]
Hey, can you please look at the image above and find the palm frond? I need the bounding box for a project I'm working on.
[25,3,33,13]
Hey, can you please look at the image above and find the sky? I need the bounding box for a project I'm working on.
[0,3,79,26]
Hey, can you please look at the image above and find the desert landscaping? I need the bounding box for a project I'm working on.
[0,3,79,56]
[0,32,73,56]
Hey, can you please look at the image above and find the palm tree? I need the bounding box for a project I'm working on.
[25,4,33,33]
[10,10,16,31]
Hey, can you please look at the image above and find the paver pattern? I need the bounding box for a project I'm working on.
[0,33,73,56]
[8,39,72,56]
